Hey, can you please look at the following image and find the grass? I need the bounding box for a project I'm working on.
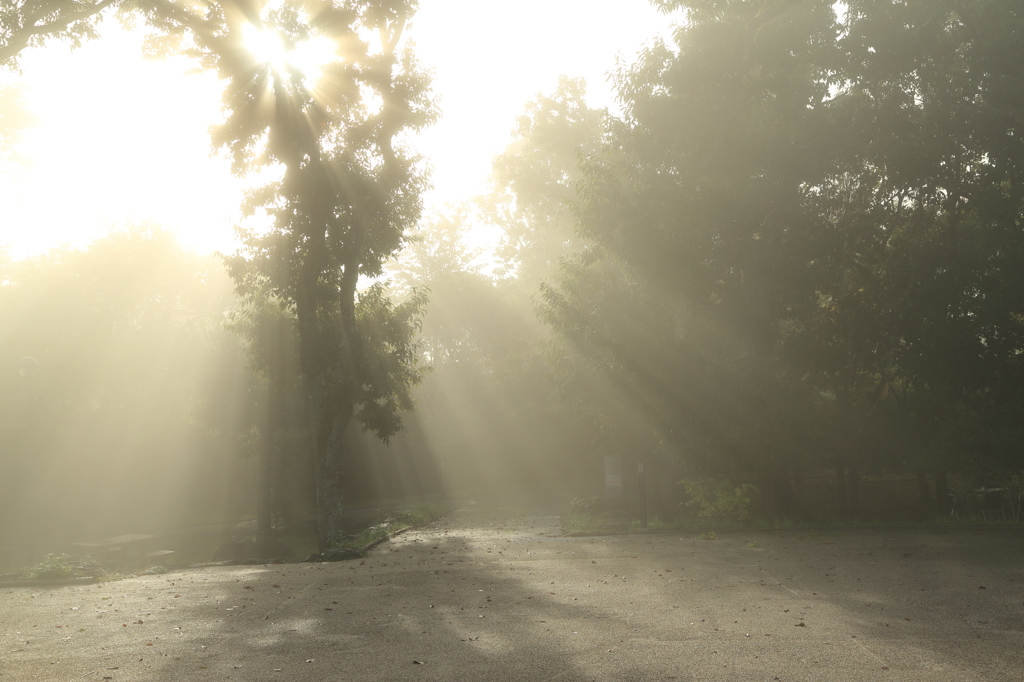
[337,503,450,552]
[629,516,674,531]
[6,553,102,582]
[5,503,452,581]
[562,513,621,535]
[22,553,81,580]
[562,510,1024,537]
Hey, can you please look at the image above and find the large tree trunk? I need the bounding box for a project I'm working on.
[257,429,273,538]
[315,443,344,553]
[258,377,288,538]
[312,388,354,553]
[293,157,361,555]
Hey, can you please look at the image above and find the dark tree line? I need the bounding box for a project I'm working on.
[534,0,1024,520]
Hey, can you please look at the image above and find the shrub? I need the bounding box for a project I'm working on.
[23,554,78,580]
[679,479,757,523]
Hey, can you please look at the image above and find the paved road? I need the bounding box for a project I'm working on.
[3,508,1023,681]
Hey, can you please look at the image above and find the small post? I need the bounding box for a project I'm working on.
[638,462,648,530]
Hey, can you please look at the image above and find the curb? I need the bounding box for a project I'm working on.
[565,522,1024,538]
[308,508,456,562]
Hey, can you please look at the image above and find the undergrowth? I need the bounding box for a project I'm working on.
[20,554,89,580]
[338,503,449,550]
[562,513,619,535]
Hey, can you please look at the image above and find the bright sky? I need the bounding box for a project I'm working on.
[0,1,675,260]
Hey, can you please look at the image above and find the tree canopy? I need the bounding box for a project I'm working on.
[538,0,1024,518]
[3,0,1023,530]
[2,0,436,549]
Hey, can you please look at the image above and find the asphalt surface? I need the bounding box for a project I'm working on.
[3,508,1023,681]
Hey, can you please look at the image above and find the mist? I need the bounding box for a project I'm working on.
[1,1,1023,578]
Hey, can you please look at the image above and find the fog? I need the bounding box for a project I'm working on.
[0,224,622,567]
[0,230,249,549]
[3,1,1024,573]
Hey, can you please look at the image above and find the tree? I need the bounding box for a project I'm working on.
[137,0,435,550]
[542,0,840,517]
[544,0,1024,520]
[226,283,310,538]
[0,0,122,68]
[1,1,436,547]
[483,75,604,287]
[796,0,1024,514]
[0,226,255,546]
[388,206,489,362]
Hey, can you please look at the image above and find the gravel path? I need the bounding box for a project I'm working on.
[3,507,1023,681]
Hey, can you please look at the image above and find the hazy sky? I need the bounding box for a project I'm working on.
[0,1,675,259]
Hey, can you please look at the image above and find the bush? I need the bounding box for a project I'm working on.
[679,479,757,523]
[337,504,448,550]
[23,554,78,580]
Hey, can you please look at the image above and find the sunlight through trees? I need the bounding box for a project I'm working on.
[1,0,1023,554]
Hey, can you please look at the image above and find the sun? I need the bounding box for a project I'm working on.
[241,23,289,72]
[241,23,337,80]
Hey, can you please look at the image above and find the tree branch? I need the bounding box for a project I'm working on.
[27,0,118,37]
[0,0,119,66]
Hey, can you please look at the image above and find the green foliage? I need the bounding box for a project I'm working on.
[699,531,718,541]
[338,504,447,549]
[340,523,391,550]
[23,553,78,580]
[629,515,671,531]
[680,479,757,523]
[141,0,438,550]
[379,194,577,502]
[647,516,671,531]
[354,283,428,442]
[0,0,121,70]
[536,0,1024,521]
[389,503,447,528]
[484,75,605,286]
